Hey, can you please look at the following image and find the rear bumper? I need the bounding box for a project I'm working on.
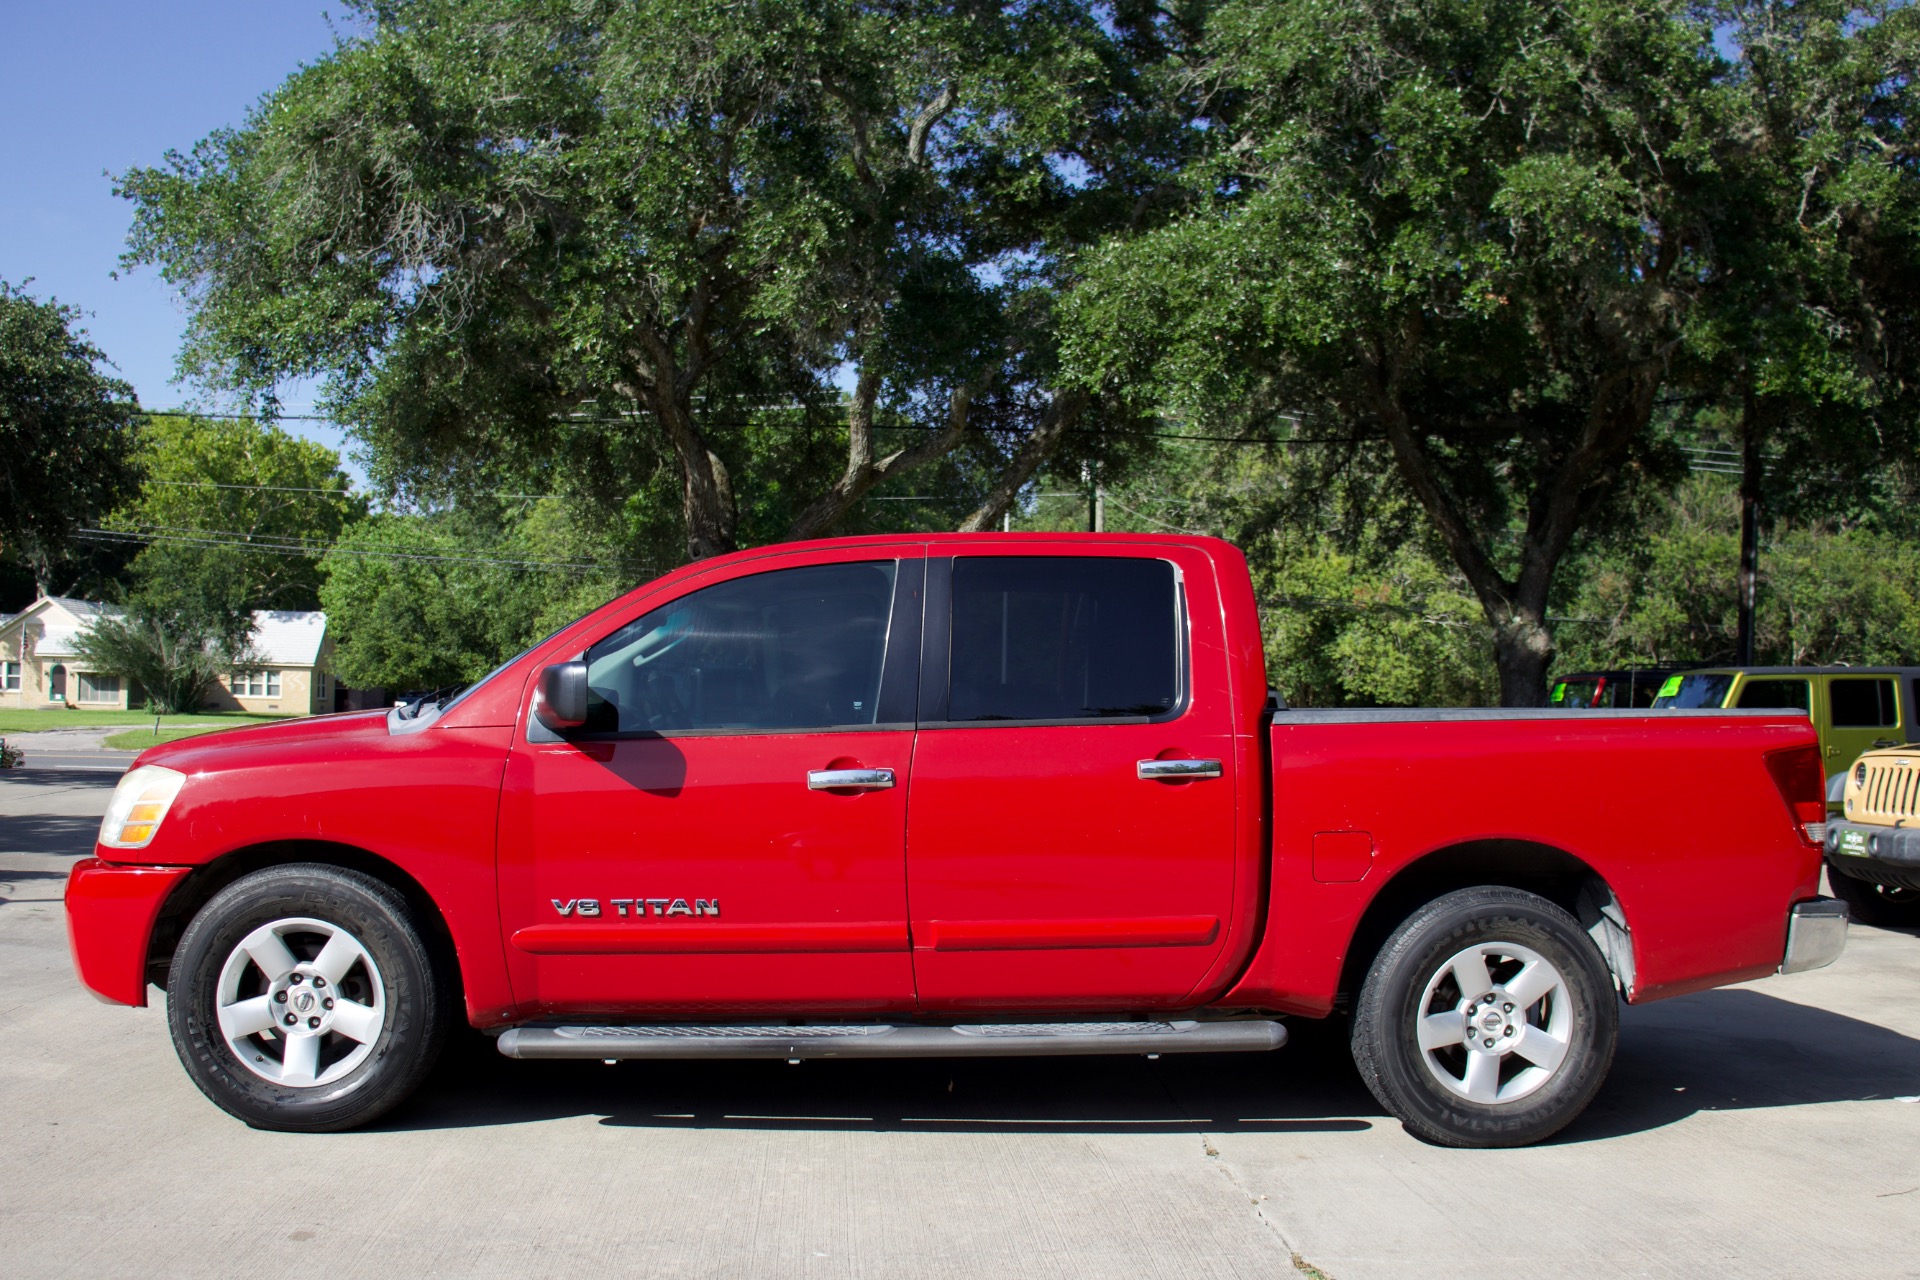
[64,858,190,1006]
[1779,897,1848,976]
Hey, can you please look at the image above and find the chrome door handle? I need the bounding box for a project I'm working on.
[807,768,896,791]
[1137,758,1222,780]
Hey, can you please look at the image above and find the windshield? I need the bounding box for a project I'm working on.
[1652,673,1734,710]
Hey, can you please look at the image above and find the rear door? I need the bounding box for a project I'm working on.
[903,547,1242,1010]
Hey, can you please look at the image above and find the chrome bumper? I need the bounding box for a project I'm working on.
[1779,897,1849,975]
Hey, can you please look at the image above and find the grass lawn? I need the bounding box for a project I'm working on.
[0,708,288,733]
[101,724,264,750]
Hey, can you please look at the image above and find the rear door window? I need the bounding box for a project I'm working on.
[1737,678,1812,714]
[946,557,1181,723]
[1829,677,1898,728]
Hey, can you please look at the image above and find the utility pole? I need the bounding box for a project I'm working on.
[1083,462,1104,532]
[1736,400,1762,666]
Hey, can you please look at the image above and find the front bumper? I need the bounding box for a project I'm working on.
[1826,820,1920,889]
[64,858,190,1006]
[1779,897,1848,975]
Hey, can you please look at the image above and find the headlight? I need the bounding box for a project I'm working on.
[99,765,187,850]
[1855,762,1868,786]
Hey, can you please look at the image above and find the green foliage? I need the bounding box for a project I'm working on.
[106,414,365,644]
[318,500,627,691]
[118,0,1174,557]
[1041,437,1498,705]
[1557,475,1920,670]
[0,280,140,581]
[73,604,250,714]
[1065,0,1919,703]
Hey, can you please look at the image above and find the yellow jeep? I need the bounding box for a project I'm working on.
[1824,745,1920,927]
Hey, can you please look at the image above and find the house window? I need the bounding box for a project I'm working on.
[77,672,122,703]
[233,670,282,698]
[1,661,19,692]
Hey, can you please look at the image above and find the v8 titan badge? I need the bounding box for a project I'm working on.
[551,897,720,918]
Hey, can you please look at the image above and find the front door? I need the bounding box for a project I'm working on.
[905,549,1243,1011]
[497,553,923,1017]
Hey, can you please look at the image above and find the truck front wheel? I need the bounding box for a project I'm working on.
[1351,886,1618,1148]
[166,864,446,1132]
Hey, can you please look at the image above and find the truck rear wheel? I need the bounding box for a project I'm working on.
[1826,864,1920,928]
[166,864,446,1132]
[1351,886,1617,1148]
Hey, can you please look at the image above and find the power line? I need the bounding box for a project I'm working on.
[148,480,356,495]
[75,529,645,576]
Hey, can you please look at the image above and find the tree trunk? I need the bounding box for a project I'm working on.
[1368,352,1662,709]
[653,392,737,560]
[1491,609,1556,708]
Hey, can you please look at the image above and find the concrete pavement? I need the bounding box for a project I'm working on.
[2,770,1917,1278]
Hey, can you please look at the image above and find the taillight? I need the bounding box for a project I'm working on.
[1765,745,1827,847]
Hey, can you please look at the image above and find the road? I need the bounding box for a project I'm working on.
[0,728,139,774]
[2,768,1917,1279]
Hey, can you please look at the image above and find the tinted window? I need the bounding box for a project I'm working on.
[1830,677,1897,728]
[947,557,1179,722]
[1737,679,1811,714]
[1654,674,1733,709]
[1553,679,1602,708]
[584,561,897,733]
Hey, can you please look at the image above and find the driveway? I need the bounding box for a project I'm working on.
[1,770,1916,1278]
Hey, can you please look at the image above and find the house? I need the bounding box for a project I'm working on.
[0,597,337,716]
[0,596,133,709]
[203,611,337,715]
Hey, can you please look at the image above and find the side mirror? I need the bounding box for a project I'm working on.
[534,662,590,732]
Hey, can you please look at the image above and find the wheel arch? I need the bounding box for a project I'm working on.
[145,842,463,1009]
[1336,840,1635,1010]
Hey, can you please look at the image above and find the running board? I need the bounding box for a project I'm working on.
[496,1019,1287,1060]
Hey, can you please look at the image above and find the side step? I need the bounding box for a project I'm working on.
[496,1019,1287,1061]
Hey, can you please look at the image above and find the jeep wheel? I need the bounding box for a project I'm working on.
[1352,886,1618,1148]
[167,864,446,1132]
[1827,863,1920,928]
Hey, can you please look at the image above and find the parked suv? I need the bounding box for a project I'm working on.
[1652,667,1920,783]
[1824,745,1920,926]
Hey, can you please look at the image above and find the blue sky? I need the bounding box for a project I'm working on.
[0,2,357,473]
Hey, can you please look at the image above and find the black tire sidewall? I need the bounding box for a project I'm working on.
[1353,887,1618,1148]
[1826,861,1920,928]
[167,864,443,1132]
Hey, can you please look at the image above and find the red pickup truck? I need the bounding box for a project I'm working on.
[66,534,1846,1147]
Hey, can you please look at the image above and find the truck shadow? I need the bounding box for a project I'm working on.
[396,1016,1378,1136]
[0,815,106,859]
[385,987,1920,1143]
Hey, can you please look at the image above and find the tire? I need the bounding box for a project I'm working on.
[1827,863,1920,928]
[1351,886,1618,1148]
[167,864,446,1132]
